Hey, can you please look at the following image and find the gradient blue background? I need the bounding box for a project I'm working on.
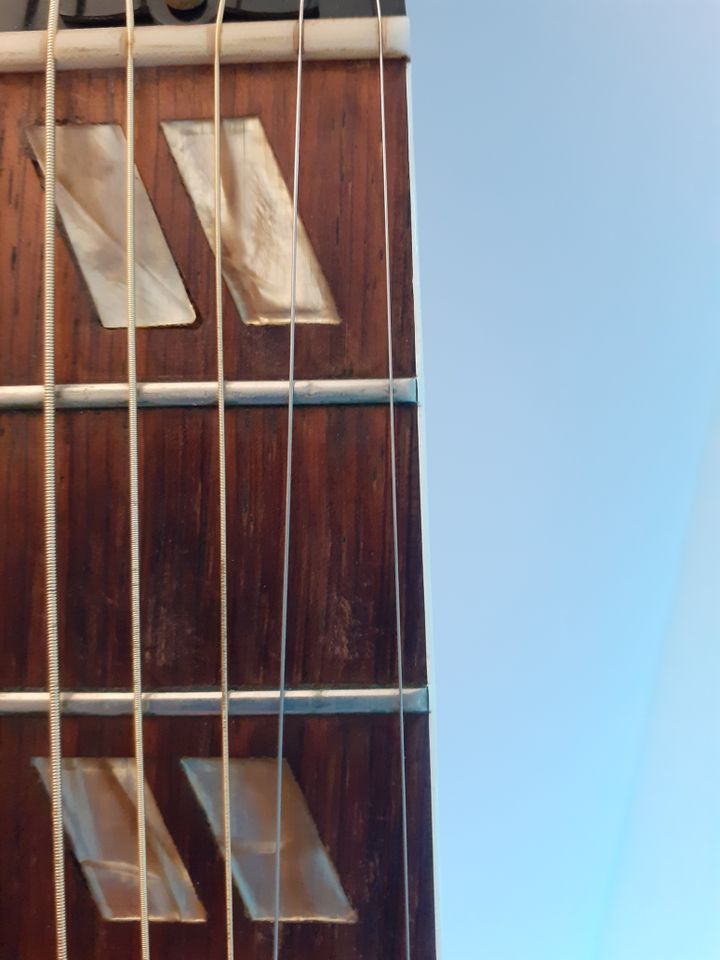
[409,2,720,957]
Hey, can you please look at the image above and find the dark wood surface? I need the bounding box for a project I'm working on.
[0,714,436,960]
[0,56,434,960]
[0,404,426,689]
[0,60,415,386]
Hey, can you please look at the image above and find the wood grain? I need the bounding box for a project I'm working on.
[0,714,436,960]
[0,60,415,386]
[0,55,434,960]
[0,404,426,689]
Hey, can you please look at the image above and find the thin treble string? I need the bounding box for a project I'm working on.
[375,4,411,959]
[124,2,151,957]
[213,3,235,959]
[273,2,305,957]
[43,3,68,958]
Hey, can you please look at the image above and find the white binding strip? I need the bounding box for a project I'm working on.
[405,61,443,958]
[0,687,429,717]
[0,378,417,410]
[0,16,410,73]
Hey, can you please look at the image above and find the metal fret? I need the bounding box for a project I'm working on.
[0,687,429,716]
[0,378,417,411]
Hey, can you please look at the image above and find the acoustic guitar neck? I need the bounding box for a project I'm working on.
[0,3,437,959]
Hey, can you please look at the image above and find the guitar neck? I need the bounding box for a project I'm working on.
[0,4,437,959]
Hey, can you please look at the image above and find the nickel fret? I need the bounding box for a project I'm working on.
[0,687,430,716]
[0,378,418,410]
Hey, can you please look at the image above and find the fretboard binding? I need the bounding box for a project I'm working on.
[0,377,417,411]
[0,687,429,717]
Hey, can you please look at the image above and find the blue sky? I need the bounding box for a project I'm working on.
[409,2,720,957]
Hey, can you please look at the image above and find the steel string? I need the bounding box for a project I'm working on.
[124,3,151,956]
[213,3,236,959]
[375,3,412,958]
[272,2,306,957]
[43,2,68,957]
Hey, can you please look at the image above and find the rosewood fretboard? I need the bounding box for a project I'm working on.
[0,5,436,959]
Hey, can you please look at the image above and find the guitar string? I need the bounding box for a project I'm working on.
[43,3,68,958]
[213,3,236,959]
[38,9,406,959]
[124,3,151,956]
[273,1,305,956]
[375,3,412,958]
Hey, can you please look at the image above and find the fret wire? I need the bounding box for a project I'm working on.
[213,3,236,959]
[0,378,417,411]
[124,3,151,958]
[273,2,305,957]
[43,3,68,959]
[376,3,412,958]
[0,687,430,717]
